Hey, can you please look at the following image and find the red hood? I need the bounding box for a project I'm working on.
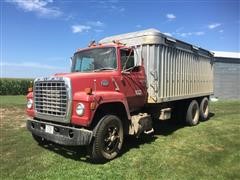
[54,71,120,95]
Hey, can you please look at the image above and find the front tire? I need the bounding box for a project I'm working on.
[186,100,200,126]
[90,115,124,162]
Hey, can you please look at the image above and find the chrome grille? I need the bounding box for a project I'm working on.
[34,78,71,121]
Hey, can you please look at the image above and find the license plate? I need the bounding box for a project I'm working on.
[45,125,54,134]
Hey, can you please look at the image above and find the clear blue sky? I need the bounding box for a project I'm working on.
[1,0,239,78]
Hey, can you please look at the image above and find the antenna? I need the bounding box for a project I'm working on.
[88,40,96,47]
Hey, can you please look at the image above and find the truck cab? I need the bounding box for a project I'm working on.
[26,43,150,162]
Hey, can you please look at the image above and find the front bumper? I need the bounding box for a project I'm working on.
[27,119,93,146]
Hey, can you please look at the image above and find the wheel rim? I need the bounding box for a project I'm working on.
[103,126,120,154]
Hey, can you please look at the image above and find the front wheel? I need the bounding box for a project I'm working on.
[89,115,124,162]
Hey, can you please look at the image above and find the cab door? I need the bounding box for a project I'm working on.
[120,48,147,112]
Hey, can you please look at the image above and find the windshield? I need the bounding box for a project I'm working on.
[72,47,117,72]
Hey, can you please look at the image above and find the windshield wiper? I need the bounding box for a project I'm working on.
[94,67,115,72]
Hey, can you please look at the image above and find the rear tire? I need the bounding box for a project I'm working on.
[90,115,124,162]
[186,100,200,126]
[200,97,209,121]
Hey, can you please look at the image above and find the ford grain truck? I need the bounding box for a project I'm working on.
[26,29,213,162]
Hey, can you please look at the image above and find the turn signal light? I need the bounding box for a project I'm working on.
[85,88,92,95]
[90,102,96,110]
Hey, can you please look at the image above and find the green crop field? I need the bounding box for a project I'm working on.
[0,96,239,179]
[0,78,33,95]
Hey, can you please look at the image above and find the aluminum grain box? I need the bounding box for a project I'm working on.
[100,29,214,103]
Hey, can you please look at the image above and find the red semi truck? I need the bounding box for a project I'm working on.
[26,29,213,161]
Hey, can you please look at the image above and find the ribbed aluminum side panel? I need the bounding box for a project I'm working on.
[135,44,213,103]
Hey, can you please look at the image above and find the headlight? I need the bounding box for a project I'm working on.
[27,99,33,109]
[76,103,85,116]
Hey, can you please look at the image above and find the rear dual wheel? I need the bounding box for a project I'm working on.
[186,97,209,126]
[199,97,209,121]
[186,100,200,126]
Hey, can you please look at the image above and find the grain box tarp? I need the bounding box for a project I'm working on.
[100,29,214,103]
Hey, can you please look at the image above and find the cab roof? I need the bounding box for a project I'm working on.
[75,43,127,54]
